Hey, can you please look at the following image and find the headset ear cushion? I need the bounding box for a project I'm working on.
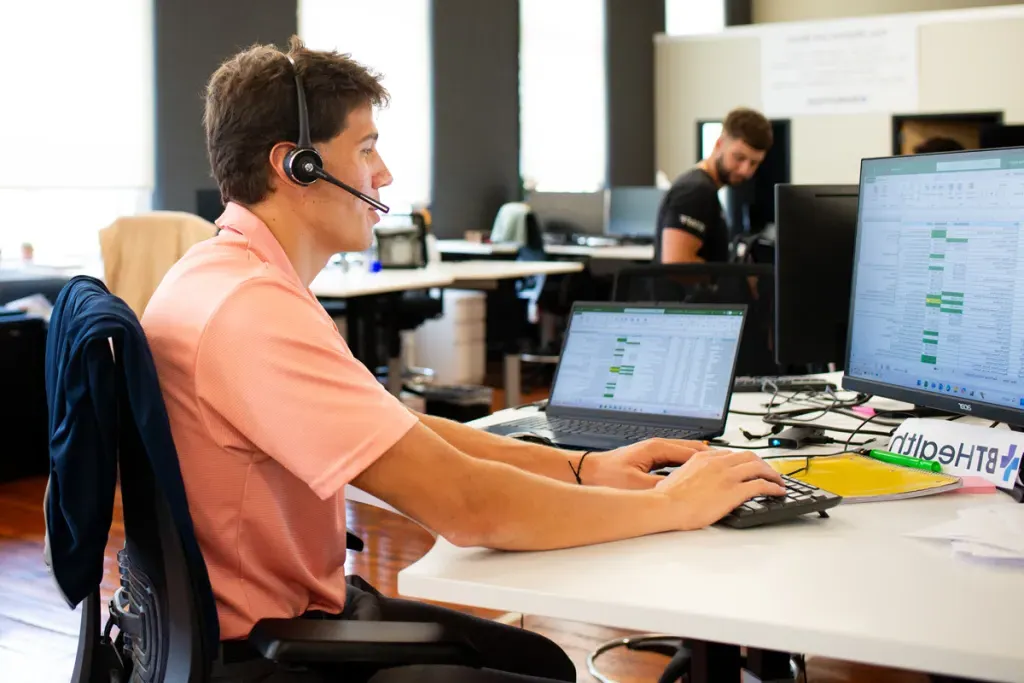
[284,147,323,185]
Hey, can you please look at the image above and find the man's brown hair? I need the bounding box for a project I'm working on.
[722,107,773,152]
[204,36,390,205]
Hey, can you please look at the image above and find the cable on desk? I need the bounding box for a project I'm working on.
[731,389,866,418]
[760,391,892,436]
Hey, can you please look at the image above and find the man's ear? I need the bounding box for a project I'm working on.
[268,142,295,188]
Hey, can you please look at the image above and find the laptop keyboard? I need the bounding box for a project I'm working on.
[501,415,700,443]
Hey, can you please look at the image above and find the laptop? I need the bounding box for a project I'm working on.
[486,302,747,450]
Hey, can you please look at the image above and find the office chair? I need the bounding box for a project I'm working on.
[503,210,574,407]
[44,278,479,683]
[611,262,781,377]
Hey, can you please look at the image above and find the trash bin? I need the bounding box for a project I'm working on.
[405,384,493,423]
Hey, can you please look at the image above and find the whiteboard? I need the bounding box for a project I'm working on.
[760,16,919,117]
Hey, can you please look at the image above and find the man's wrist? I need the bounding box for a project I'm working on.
[569,450,608,486]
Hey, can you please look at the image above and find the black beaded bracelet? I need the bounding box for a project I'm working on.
[568,451,592,485]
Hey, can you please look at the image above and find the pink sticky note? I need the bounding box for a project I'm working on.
[851,406,876,418]
[953,476,998,494]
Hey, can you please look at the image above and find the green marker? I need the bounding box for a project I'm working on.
[868,449,942,473]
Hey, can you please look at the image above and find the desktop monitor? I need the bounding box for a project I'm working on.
[773,184,859,368]
[604,187,665,239]
[843,146,1024,425]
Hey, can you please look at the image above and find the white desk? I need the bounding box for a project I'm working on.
[309,267,454,298]
[544,243,653,261]
[437,240,653,262]
[442,259,583,285]
[309,261,583,299]
[396,382,1024,682]
[438,240,519,257]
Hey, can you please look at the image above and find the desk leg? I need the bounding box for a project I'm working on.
[745,648,796,682]
[504,354,522,408]
[689,641,742,683]
[386,355,403,396]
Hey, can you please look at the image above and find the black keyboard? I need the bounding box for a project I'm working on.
[716,475,842,529]
[733,376,836,394]
[498,415,699,443]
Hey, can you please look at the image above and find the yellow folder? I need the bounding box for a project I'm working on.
[769,452,962,503]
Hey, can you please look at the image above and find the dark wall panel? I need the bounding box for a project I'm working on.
[606,0,665,188]
[154,0,297,212]
[430,0,521,238]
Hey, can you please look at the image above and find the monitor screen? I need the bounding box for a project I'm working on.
[549,304,745,420]
[774,184,859,367]
[606,187,665,238]
[843,147,1024,424]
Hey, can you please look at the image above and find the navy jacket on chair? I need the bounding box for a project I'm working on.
[43,275,219,646]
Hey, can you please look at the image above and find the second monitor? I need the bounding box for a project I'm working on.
[605,187,664,241]
[774,184,860,369]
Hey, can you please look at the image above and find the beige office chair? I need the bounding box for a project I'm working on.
[99,211,217,316]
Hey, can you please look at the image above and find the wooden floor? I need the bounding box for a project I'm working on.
[0,385,930,682]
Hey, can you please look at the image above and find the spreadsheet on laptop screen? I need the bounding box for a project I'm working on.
[549,306,744,419]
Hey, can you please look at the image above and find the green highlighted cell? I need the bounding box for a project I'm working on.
[931,229,947,238]
[921,355,937,364]
[942,291,964,298]
[924,330,939,337]
[940,308,963,314]
[923,338,938,345]
[603,393,614,398]
[929,266,944,272]
[947,238,969,243]
[930,254,945,260]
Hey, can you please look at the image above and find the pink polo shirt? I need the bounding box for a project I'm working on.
[141,202,417,640]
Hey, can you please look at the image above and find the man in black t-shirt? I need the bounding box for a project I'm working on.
[655,107,773,263]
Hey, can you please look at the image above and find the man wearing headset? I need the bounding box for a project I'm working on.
[142,38,784,683]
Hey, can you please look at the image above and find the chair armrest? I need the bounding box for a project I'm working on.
[248,618,480,667]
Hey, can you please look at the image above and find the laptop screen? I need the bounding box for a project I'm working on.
[549,304,745,420]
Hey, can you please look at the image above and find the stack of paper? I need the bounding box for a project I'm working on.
[907,505,1024,567]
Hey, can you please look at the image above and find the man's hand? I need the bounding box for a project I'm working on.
[584,439,715,489]
[657,449,786,531]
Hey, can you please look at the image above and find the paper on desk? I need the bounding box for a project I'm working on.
[907,505,1024,565]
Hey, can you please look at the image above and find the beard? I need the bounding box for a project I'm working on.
[715,156,735,187]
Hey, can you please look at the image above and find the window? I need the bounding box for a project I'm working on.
[0,0,153,263]
[665,0,725,36]
[519,0,607,193]
[298,0,432,214]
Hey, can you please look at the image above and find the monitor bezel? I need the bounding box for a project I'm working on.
[841,146,1024,427]
[547,301,748,431]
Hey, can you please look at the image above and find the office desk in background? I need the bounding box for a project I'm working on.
[437,239,653,263]
[309,266,455,298]
[394,382,1024,683]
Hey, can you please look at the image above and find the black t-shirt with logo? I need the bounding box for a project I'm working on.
[654,167,730,263]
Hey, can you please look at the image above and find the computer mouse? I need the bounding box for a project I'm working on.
[506,431,554,445]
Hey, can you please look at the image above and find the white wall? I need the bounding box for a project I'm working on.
[752,0,1021,24]
[655,5,1024,185]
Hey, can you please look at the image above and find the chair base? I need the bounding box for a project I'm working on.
[586,634,799,683]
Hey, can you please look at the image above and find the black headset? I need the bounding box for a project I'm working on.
[282,55,389,213]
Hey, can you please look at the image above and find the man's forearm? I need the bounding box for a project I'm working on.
[464,457,677,550]
[413,410,585,485]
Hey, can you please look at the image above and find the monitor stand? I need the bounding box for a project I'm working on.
[909,405,955,418]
